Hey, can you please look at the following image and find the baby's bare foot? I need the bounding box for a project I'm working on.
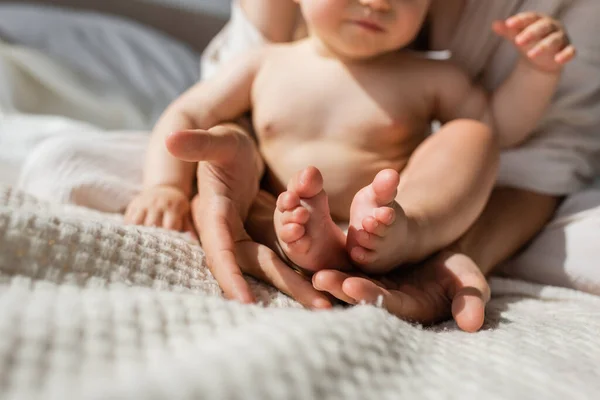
[347,169,415,274]
[274,166,350,274]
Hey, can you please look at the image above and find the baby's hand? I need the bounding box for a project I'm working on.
[124,185,196,237]
[493,12,576,73]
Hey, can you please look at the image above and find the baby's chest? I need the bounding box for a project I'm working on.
[252,67,429,147]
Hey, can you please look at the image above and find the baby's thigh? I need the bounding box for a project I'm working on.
[499,188,600,295]
[17,132,149,212]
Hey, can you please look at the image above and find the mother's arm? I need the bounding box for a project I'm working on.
[239,0,298,42]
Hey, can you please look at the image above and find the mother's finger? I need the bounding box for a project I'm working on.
[237,242,332,309]
[166,127,241,163]
[191,196,255,304]
[440,252,490,333]
[342,277,441,324]
[312,270,359,305]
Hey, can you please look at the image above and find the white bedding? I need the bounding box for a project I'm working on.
[0,5,599,398]
[1,186,599,399]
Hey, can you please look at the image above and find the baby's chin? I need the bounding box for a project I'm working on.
[328,39,400,61]
[338,46,396,61]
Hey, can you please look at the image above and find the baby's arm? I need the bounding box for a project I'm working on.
[435,13,575,147]
[124,49,265,230]
[488,13,576,147]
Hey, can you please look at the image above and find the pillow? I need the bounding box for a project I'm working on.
[0,3,201,125]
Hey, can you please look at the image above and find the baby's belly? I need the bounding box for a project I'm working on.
[262,141,407,221]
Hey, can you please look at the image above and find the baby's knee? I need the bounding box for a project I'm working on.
[445,119,494,141]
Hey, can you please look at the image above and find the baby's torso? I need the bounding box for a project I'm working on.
[252,42,438,220]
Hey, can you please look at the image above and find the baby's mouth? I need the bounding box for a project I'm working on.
[349,19,386,33]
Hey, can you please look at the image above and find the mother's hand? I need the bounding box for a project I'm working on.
[313,250,491,332]
[167,125,332,309]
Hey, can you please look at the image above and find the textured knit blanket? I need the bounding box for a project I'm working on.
[1,185,599,400]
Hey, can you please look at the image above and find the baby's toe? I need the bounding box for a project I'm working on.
[354,229,380,250]
[371,169,400,206]
[362,216,388,237]
[286,235,312,254]
[350,246,378,265]
[286,206,310,225]
[289,166,324,199]
[277,191,301,212]
[374,207,396,226]
[279,222,306,244]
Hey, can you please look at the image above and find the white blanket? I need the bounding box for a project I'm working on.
[1,186,599,399]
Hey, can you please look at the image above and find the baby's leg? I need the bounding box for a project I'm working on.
[274,166,352,274]
[348,119,498,274]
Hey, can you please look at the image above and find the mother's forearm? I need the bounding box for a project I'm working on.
[240,0,299,42]
[450,187,560,276]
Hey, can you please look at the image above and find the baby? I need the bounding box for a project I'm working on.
[126,0,575,276]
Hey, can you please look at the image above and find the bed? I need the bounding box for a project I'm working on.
[0,1,599,399]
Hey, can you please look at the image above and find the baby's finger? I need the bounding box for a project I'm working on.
[162,210,182,231]
[528,31,567,58]
[125,207,146,225]
[506,12,541,32]
[555,45,576,64]
[123,206,134,223]
[492,20,521,41]
[515,18,558,46]
[183,216,199,241]
[198,212,255,304]
[492,20,510,38]
[144,210,164,227]
[166,126,240,164]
